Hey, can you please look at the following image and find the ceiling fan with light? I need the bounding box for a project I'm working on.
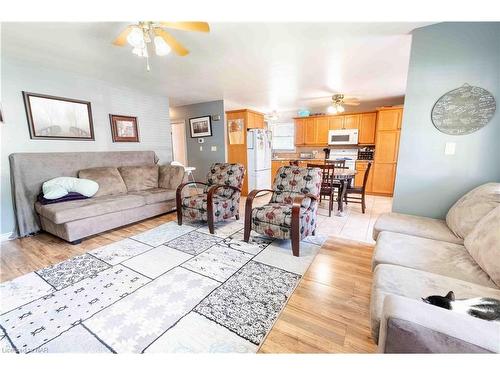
[327,94,360,114]
[113,21,210,71]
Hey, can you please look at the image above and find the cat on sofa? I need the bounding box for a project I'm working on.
[422,291,500,321]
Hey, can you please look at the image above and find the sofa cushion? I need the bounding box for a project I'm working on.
[159,164,185,190]
[373,232,495,287]
[373,212,463,244]
[446,183,500,239]
[118,165,159,192]
[78,167,127,197]
[35,194,145,224]
[464,206,500,288]
[370,264,500,341]
[132,188,176,205]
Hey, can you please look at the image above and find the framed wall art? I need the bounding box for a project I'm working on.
[189,116,212,138]
[22,91,94,140]
[109,114,139,142]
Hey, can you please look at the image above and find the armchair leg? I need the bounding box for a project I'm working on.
[235,214,240,220]
[176,206,183,226]
[291,233,300,257]
[244,209,252,243]
[291,202,301,257]
[176,189,183,226]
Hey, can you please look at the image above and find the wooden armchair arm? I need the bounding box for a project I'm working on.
[175,181,209,217]
[205,184,242,234]
[243,189,275,243]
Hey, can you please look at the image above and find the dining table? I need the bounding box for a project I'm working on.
[332,168,357,216]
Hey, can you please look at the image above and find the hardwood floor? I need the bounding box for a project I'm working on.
[1,208,377,353]
[259,237,376,353]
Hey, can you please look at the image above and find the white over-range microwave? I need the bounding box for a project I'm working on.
[328,129,359,145]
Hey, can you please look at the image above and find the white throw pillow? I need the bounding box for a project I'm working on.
[42,177,99,199]
[446,183,500,239]
[464,206,500,287]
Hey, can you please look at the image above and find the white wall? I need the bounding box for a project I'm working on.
[0,57,172,235]
[392,22,500,219]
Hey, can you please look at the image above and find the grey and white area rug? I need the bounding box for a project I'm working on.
[0,219,326,354]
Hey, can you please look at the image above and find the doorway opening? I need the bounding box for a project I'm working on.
[171,120,188,166]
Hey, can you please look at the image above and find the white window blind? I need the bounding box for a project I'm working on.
[270,122,295,151]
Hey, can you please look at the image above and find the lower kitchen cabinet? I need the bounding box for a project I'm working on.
[371,163,397,195]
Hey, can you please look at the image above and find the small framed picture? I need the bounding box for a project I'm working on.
[109,114,139,142]
[189,116,212,138]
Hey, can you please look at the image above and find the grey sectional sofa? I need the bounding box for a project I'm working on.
[370,183,500,353]
[9,151,185,243]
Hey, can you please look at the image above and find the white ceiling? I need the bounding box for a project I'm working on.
[2,22,432,113]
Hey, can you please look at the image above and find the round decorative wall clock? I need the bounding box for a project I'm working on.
[431,83,496,135]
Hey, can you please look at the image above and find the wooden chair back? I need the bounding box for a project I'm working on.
[361,162,372,192]
[307,163,336,190]
[325,160,346,168]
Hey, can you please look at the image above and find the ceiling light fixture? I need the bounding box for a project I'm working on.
[113,21,210,71]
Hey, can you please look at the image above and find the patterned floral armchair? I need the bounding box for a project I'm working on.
[244,166,322,256]
[176,163,245,234]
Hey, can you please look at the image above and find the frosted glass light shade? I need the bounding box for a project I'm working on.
[154,36,171,56]
[127,27,144,48]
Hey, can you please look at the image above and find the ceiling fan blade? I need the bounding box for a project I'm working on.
[158,22,210,33]
[113,25,134,46]
[154,28,189,56]
[343,101,361,106]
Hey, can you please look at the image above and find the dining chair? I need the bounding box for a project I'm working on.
[307,163,337,217]
[344,161,372,214]
[325,159,346,168]
[176,163,245,234]
[244,165,322,257]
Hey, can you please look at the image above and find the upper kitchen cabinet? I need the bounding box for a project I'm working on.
[304,118,317,144]
[294,118,306,145]
[343,114,361,129]
[358,112,377,144]
[247,110,265,129]
[376,107,402,131]
[293,111,378,146]
[316,117,330,145]
[329,116,344,130]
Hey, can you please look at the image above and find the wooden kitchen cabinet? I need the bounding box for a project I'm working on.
[343,114,361,129]
[328,116,344,130]
[315,117,330,145]
[371,163,397,195]
[295,118,306,145]
[358,112,377,144]
[376,108,402,131]
[226,108,266,196]
[370,106,403,196]
[374,130,400,163]
[304,118,317,145]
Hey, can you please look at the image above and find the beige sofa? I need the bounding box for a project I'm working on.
[370,183,500,353]
[9,151,185,243]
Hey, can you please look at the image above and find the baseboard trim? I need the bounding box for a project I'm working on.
[0,232,14,242]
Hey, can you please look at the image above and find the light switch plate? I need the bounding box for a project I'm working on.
[211,146,217,152]
[445,142,456,155]
[199,145,203,151]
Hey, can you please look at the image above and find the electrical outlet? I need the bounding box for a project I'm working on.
[211,146,217,152]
